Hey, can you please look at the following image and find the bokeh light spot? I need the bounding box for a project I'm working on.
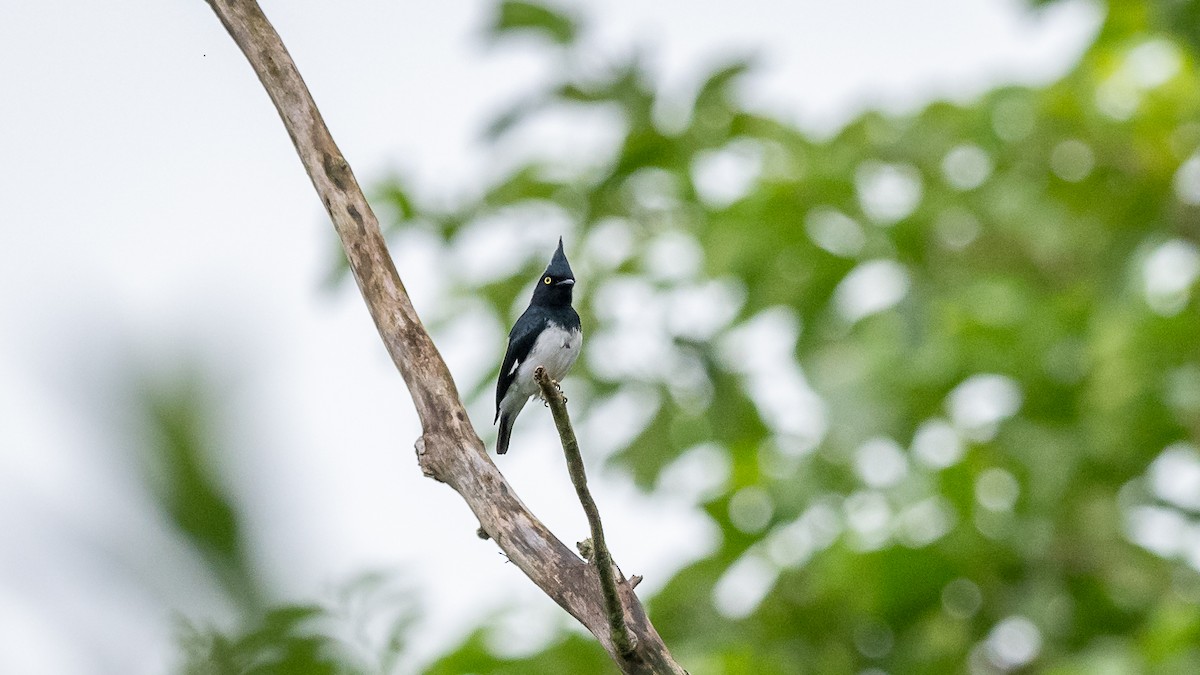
[691,140,763,207]
[856,161,923,224]
[834,260,911,323]
[1174,153,1200,205]
[729,485,774,533]
[712,551,777,619]
[1050,139,1094,182]
[985,616,1042,669]
[854,437,908,488]
[1142,239,1200,316]
[947,374,1023,441]
[912,419,965,469]
[942,144,993,191]
[1149,443,1200,511]
[976,468,1020,511]
[942,578,983,619]
[806,206,866,257]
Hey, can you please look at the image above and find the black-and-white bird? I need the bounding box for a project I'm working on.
[494,238,583,455]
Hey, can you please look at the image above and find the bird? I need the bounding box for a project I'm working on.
[494,237,583,455]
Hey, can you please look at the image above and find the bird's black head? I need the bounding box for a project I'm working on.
[530,237,575,307]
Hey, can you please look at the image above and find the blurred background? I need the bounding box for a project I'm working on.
[2,0,1199,673]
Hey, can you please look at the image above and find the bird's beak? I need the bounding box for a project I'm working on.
[557,279,575,287]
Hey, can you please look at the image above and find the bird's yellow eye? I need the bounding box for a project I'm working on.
[543,276,552,285]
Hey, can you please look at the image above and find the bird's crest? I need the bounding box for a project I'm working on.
[544,236,574,280]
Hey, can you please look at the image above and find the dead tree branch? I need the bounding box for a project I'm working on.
[201,1,685,672]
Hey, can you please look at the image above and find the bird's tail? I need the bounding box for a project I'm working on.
[496,412,516,455]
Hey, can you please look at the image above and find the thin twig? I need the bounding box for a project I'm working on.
[535,367,637,657]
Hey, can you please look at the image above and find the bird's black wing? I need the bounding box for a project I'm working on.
[495,306,548,421]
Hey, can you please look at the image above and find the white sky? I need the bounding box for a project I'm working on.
[0,1,1100,673]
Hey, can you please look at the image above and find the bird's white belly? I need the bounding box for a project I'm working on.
[512,323,582,399]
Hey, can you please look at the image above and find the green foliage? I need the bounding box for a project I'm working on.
[135,366,259,610]
[488,0,579,45]
[182,606,350,675]
[423,631,611,675]
[360,0,1200,672]
[124,366,422,674]
[181,574,419,675]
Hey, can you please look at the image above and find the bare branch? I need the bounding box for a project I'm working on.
[535,367,636,657]
[201,1,685,672]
